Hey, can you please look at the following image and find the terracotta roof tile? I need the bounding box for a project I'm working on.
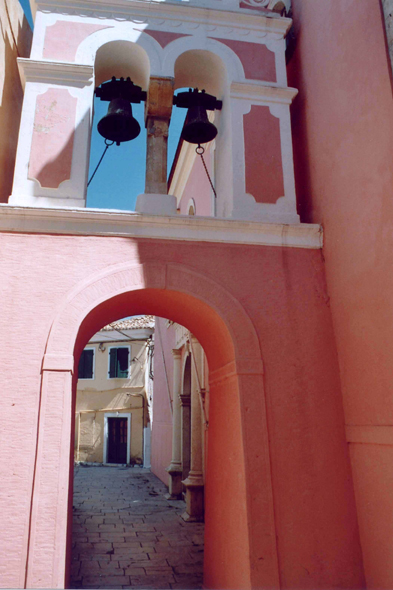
[101,316,155,331]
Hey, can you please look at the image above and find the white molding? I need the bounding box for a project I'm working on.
[17,59,94,88]
[230,81,298,104]
[103,412,131,464]
[34,0,293,39]
[0,205,323,249]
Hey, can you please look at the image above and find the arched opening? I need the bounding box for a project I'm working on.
[28,262,273,590]
[68,291,241,590]
[86,41,150,210]
[71,315,205,589]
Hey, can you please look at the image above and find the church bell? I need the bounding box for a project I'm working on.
[173,88,223,146]
[95,77,147,146]
[97,98,140,146]
[182,105,218,145]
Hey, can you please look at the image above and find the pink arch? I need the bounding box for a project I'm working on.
[27,261,279,590]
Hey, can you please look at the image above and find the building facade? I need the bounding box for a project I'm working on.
[75,316,154,466]
[1,1,393,589]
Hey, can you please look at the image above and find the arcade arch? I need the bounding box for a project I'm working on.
[26,261,278,590]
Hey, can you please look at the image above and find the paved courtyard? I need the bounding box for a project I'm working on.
[70,465,204,589]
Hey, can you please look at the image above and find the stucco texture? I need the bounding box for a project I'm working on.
[0,232,363,589]
[288,1,393,586]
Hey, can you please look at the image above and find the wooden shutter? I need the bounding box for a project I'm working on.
[109,348,117,378]
[117,348,129,378]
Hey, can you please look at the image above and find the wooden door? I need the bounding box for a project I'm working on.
[107,417,128,464]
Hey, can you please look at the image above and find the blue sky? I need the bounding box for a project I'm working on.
[18,0,186,211]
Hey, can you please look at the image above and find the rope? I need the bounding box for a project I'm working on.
[87,139,114,187]
[196,144,217,199]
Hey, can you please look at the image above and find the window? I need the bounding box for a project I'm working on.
[78,349,94,379]
[109,347,130,378]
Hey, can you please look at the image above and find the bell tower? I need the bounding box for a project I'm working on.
[11,0,299,223]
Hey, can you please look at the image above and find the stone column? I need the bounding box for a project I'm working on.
[182,337,204,521]
[166,348,183,499]
[180,391,191,481]
[135,76,177,215]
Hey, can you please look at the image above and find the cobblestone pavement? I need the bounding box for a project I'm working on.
[70,465,204,589]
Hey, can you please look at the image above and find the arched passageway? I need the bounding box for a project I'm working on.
[26,261,278,590]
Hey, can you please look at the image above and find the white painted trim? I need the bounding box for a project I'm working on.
[78,346,96,380]
[34,0,292,39]
[107,345,131,379]
[0,205,323,249]
[230,82,298,104]
[103,412,131,464]
[17,59,94,88]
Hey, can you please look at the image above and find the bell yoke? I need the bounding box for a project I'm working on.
[95,78,223,147]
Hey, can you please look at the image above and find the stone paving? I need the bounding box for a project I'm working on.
[70,464,204,589]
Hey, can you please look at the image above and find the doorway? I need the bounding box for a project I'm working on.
[104,413,131,465]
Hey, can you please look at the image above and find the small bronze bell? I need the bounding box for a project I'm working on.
[182,105,218,145]
[173,88,223,146]
[97,98,141,146]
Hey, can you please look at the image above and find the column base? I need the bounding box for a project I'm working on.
[166,463,183,499]
[182,472,204,522]
[135,193,177,215]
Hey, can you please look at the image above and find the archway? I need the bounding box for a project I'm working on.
[26,261,279,590]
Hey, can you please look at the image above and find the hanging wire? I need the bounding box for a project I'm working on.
[196,144,217,199]
[87,139,114,187]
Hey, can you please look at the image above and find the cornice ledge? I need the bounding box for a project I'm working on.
[17,58,94,88]
[231,81,298,103]
[35,0,292,37]
[0,205,323,249]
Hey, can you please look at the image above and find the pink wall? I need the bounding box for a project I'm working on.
[288,1,393,586]
[150,317,175,485]
[0,232,364,589]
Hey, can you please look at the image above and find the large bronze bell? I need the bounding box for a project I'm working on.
[97,98,141,146]
[182,105,218,145]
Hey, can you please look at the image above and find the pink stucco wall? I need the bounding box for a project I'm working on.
[0,231,364,589]
[288,1,393,586]
[150,317,175,485]
[28,88,77,188]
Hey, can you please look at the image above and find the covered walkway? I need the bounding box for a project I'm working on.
[70,465,204,589]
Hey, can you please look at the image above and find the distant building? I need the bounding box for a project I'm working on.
[75,316,154,467]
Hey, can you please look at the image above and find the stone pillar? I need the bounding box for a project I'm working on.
[135,76,177,215]
[182,337,204,521]
[180,391,191,482]
[166,348,183,499]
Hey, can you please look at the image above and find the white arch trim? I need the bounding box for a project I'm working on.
[44,260,262,374]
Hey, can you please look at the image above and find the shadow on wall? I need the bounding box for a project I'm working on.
[0,4,32,203]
